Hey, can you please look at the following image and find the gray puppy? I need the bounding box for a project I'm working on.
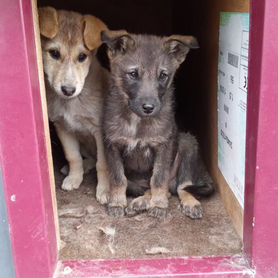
[101,31,214,219]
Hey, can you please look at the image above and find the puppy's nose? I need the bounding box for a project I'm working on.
[142,103,155,114]
[61,86,76,96]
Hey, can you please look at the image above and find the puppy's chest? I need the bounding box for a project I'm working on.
[109,117,167,152]
[62,113,98,134]
[49,100,100,134]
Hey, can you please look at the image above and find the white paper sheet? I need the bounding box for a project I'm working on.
[218,13,250,208]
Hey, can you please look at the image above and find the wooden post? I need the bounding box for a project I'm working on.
[0,0,58,277]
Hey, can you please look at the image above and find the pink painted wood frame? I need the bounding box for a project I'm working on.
[57,256,254,278]
[0,0,58,277]
[244,0,278,277]
[0,0,276,277]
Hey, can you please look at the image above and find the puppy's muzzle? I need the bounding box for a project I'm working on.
[61,86,76,97]
[129,97,160,117]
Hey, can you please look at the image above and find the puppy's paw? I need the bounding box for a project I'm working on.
[180,202,203,219]
[61,174,82,191]
[148,207,167,219]
[107,206,125,217]
[131,195,150,211]
[125,195,150,216]
[148,193,169,219]
[125,206,138,217]
[96,184,110,205]
[108,189,127,217]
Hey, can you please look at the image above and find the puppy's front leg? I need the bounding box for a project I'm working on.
[94,131,110,204]
[178,182,203,219]
[55,124,83,191]
[105,143,127,217]
[149,143,173,219]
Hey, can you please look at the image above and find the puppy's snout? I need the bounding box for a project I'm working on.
[61,86,76,97]
[142,103,155,114]
[130,97,160,117]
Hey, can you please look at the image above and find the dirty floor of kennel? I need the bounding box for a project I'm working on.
[55,166,242,260]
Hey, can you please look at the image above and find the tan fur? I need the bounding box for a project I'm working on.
[94,131,110,202]
[177,181,203,219]
[55,123,83,191]
[39,7,58,39]
[39,7,110,204]
[109,185,128,208]
[39,8,108,98]
[178,181,200,207]
[178,190,201,208]
[126,189,172,215]
[149,186,169,209]
[126,190,152,215]
[83,15,108,50]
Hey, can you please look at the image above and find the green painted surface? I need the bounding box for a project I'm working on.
[0,170,15,278]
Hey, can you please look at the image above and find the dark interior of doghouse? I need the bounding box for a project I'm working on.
[37,0,246,259]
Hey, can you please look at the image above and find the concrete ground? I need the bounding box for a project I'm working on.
[54,167,242,260]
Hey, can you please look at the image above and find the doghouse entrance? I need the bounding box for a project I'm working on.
[36,0,248,260]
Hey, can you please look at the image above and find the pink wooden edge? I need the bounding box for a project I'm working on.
[244,0,278,277]
[0,0,57,277]
[57,256,254,278]
[0,0,276,277]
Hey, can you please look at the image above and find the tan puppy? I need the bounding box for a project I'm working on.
[39,7,110,204]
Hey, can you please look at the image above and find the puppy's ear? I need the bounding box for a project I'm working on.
[38,7,58,39]
[83,15,108,51]
[164,35,199,64]
[101,30,135,58]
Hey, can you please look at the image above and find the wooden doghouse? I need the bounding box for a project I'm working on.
[0,0,277,277]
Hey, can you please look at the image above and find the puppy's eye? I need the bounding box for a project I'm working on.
[127,70,139,80]
[78,53,87,63]
[159,71,168,81]
[49,49,61,60]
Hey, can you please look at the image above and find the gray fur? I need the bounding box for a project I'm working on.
[102,32,214,218]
